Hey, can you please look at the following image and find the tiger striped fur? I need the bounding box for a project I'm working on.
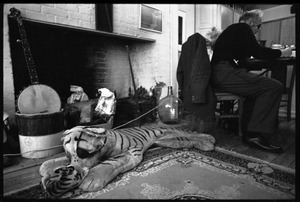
[40,125,215,198]
[41,164,88,198]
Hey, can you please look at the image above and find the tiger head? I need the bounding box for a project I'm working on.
[61,126,109,169]
[41,126,109,198]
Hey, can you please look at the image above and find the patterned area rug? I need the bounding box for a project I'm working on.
[4,147,295,199]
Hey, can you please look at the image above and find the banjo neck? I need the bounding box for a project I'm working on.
[12,9,39,84]
[10,7,62,114]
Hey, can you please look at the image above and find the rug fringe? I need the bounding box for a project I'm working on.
[214,146,295,174]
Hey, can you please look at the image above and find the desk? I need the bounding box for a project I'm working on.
[241,57,296,70]
[240,57,296,86]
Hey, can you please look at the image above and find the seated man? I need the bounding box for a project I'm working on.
[210,9,292,153]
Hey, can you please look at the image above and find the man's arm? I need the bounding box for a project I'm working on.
[243,25,281,60]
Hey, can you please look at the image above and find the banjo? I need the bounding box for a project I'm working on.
[10,7,61,114]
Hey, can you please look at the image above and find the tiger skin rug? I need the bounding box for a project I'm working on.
[39,125,216,198]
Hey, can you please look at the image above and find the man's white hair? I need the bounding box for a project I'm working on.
[239,9,263,22]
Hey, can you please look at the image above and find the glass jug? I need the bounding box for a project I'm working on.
[158,86,183,124]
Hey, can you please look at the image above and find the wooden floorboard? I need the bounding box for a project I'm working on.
[290,161,296,170]
[3,116,295,196]
[271,120,294,147]
[3,166,42,194]
[209,117,295,168]
[271,143,295,168]
[3,152,65,175]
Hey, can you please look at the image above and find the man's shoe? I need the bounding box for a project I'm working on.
[242,136,283,154]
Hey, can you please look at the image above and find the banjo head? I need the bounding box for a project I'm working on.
[17,84,61,114]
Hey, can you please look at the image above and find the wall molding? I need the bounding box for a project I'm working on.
[262,5,295,22]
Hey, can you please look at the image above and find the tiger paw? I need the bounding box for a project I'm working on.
[195,134,216,151]
[79,172,106,191]
[39,156,69,177]
[42,165,88,198]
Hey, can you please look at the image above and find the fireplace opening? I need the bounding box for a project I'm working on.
[8,16,136,107]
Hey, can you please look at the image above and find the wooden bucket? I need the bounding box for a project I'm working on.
[16,110,64,158]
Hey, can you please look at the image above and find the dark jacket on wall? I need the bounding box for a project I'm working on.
[177,33,216,131]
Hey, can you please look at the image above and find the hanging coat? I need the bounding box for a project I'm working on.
[177,33,216,132]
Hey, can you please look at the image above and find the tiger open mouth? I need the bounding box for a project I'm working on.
[76,147,91,159]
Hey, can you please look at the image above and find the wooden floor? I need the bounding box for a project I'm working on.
[3,116,295,196]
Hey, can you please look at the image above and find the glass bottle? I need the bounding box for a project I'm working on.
[158,86,183,124]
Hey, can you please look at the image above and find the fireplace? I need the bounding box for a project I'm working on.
[8,16,154,106]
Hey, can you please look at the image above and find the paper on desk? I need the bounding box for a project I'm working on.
[291,51,296,57]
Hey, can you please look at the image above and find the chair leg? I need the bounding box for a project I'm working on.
[286,66,295,121]
[287,108,291,121]
[238,97,244,137]
[287,96,292,121]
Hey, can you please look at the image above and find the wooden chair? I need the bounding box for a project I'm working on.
[215,91,244,136]
[263,64,295,121]
[278,65,295,121]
